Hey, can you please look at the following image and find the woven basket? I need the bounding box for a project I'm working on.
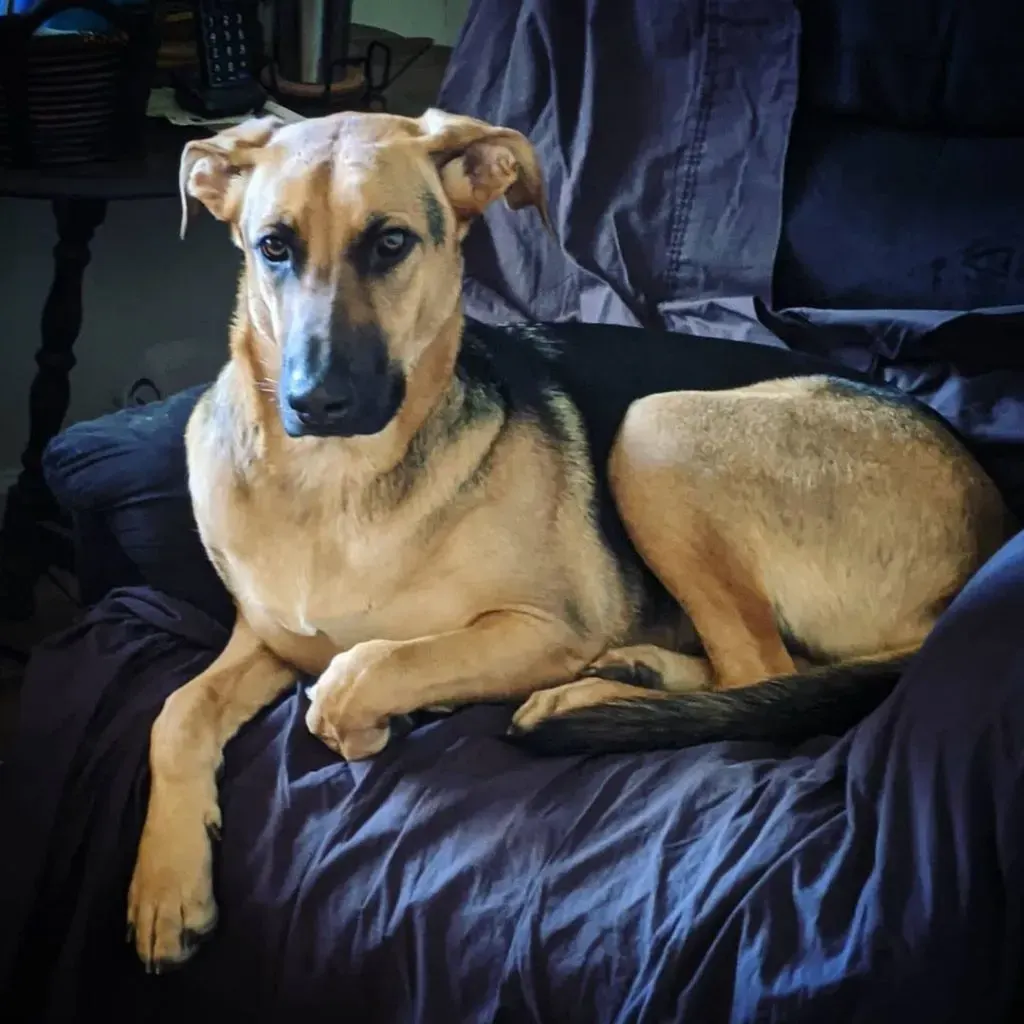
[0,0,159,168]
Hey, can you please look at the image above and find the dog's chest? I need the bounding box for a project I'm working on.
[216,515,521,650]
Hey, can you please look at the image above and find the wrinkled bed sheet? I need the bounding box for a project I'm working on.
[3,531,1024,1022]
[5,1,1024,1020]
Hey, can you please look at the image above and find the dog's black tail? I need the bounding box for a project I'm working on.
[506,653,916,756]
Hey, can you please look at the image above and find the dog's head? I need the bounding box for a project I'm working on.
[179,109,548,439]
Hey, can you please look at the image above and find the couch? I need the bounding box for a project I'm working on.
[3,0,1024,1020]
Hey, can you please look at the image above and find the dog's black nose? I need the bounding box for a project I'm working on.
[286,381,352,426]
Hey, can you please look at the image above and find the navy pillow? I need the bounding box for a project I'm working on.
[42,386,235,627]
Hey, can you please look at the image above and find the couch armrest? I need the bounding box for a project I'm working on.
[42,386,234,627]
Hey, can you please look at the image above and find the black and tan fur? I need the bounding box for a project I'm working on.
[126,109,1016,972]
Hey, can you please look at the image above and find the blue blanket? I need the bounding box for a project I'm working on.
[6,0,1024,1018]
[3,531,1024,1021]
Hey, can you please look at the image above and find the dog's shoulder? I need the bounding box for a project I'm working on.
[455,321,578,445]
[459,321,675,621]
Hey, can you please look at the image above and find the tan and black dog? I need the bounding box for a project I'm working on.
[126,108,1015,970]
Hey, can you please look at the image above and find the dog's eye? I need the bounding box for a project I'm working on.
[371,228,414,268]
[258,235,291,264]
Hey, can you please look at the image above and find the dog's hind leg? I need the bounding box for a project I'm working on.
[127,616,297,972]
[611,493,796,690]
[510,643,709,735]
[512,641,820,734]
[511,643,713,734]
[585,644,713,692]
[585,645,815,693]
[511,675,669,733]
[607,396,798,690]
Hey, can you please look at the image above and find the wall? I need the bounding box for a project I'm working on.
[0,0,467,483]
[354,0,469,47]
[1,199,231,488]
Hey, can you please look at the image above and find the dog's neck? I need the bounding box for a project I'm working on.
[225,304,466,487]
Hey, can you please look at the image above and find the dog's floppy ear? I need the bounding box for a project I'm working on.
[417,108,551,232]
[179,115,284,238]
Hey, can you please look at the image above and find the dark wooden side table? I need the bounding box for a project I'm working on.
[0,118,205,622]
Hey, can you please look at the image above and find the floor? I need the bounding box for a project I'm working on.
[0,572,80,757]
[0,29,451,759]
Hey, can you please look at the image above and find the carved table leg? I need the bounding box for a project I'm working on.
[0,196,108,622]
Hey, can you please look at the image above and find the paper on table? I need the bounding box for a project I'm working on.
[145,87,305,128]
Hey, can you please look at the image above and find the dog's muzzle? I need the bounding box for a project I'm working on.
[280,343,405,438]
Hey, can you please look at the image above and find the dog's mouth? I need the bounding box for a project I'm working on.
[278,370,407,439]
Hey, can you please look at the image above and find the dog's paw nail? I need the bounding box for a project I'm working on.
[633,663,663,689]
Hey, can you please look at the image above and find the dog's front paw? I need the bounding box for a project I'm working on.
[305,640,401,760]
[127,790,220,972]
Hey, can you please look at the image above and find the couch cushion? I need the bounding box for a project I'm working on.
[774,0,1024,311]
[438,0,800,343]
[773,113,1024,310]
[798,0,1024,135]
